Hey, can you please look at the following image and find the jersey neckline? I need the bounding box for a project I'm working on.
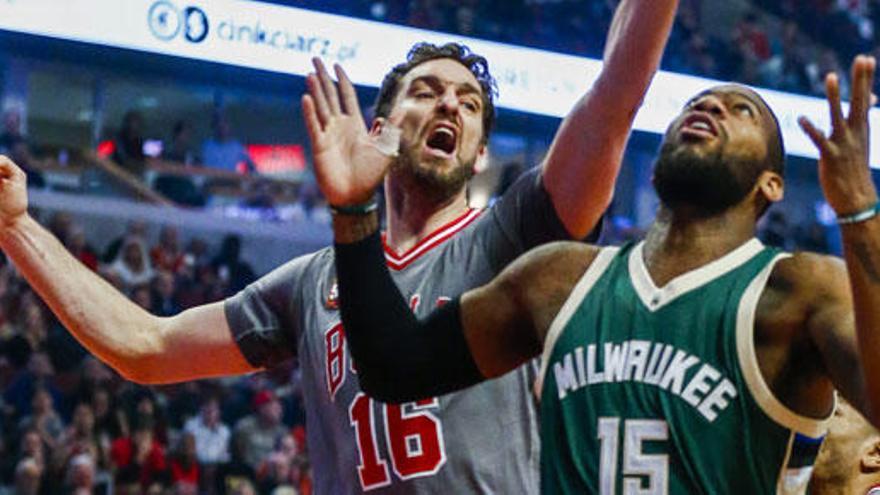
[628,238,765,312]
[382,208,482,271]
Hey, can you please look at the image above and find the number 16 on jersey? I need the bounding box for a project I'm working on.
[349,393,447,490]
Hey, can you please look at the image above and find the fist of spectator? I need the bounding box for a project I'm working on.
[0,155,28,227]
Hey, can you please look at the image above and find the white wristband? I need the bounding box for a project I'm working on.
[837,203,880,225]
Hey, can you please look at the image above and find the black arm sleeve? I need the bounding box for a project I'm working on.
[334,231,485,403]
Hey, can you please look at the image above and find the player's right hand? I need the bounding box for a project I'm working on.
[302,58,394,207]
[0,156,28,227]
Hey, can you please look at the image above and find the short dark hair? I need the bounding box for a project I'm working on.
[765,108,785,177]
[373,42,498,143]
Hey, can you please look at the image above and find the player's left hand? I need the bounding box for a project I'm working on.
[799,55,878,216]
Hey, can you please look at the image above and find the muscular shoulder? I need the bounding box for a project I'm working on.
[500,241,601,288]
[499,241,603,340]
[758,250,850,350]
[770,251,848,304]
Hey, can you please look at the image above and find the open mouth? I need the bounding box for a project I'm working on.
[680,113,718,139]
[426,124,457,155]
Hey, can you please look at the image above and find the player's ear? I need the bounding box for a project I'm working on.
[861,441,880,473]
[756,170,783,204]
[473,144,488,175]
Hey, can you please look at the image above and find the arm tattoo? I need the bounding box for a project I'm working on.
[852,239,880,284]
[332,211,380,244]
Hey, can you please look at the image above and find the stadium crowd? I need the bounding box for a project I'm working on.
[284,0,880,98]
[0,214,312,495]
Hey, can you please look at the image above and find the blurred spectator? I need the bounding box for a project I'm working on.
[290,455,312,495]
[53,402,109,478]
[155,121,205,207]
[183,237,211,272]
[808,48,851,99]
[0,108,27,157]
[65,225,99,272]
[226,478,257,495]
[10,457,42,495]
[233,390,285,472]
[735,11,772,63]
[16,430,47,473]
[1,292,49,369]
[79,359,114,399]
[163,120,198,167]
[108,236,155,291]
[87,385,125,443]
[211,235,256,296]
[257,451,295,495]
[168,433,199,494]
[4,352,58,419]
[200,114,255,173]
[16,387,63,450]
[64,453,96,495]
[128,388,168,446]
[102,221,149,264]
[150,226,184,273]
[0,267,14,341]
[110,416,168,494]
[131,284,152,310]
[183,396,230,466]
[112,111,147,177]
[257,432,303,495]
[0,108,43,189]
[151,271,181,317]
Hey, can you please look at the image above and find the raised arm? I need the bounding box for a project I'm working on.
[543,0,679,238]
[799,56,880,426]
[0,158,254,384]
[333,213,595,402]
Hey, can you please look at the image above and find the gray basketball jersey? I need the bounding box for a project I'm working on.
[225,169,577,494]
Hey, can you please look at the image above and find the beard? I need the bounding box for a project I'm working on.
[653,139,765,217]
[391,139,476,202]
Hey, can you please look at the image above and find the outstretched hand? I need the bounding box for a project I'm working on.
[302,58,397,207]
[799,55,878,216]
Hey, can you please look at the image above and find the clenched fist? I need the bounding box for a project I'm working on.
[0,156,28,227]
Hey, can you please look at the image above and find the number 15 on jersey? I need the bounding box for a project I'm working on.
[597,417,669,495]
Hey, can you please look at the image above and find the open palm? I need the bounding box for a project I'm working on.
[302,58,395,207]
[799,55,878,216]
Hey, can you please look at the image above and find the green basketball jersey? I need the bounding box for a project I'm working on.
[537,239,832,495]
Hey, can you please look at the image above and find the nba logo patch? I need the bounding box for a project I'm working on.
[326,280,339,309]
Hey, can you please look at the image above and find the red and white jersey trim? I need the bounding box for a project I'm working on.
[383,208,482,271]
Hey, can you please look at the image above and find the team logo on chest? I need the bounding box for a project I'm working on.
[325,280,339,310]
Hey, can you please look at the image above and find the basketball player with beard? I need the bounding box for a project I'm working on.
[0,1,679,492]
[330,55,880,493]
[811,399,880,495]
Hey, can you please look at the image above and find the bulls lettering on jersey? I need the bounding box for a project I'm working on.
[226,170,570,493]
